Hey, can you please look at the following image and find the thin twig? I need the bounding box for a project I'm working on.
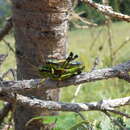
[103,0,113,65]
[106,20,113,65]
[89,28,104,50]
[70,11,97,26]
[91,57,100,71]
[76,112,86,120]
[113,37,130,56]
[3,39,15,54]
[106,108,130,118]
[71,84,82,103]
[2,69,17,81]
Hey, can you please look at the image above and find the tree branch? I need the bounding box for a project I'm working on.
[0,17,13,41]
[0,60,130,93]
[0,93,130,117]
[82,0,130,22]
[70,11,97,27]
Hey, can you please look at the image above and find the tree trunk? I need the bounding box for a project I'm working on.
[11,0,72,129]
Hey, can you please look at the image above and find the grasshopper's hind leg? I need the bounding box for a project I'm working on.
[59,73,75,80]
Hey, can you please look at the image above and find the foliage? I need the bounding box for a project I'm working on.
[27,113,130,130]
[54,115,130,130]
[119,0,130,15]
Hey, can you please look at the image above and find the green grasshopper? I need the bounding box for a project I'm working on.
[16,50,84,80]
[38,52,85,80]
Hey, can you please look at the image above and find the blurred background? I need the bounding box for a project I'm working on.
[0,0,130,129]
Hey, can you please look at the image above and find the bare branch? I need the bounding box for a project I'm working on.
[1,93,130,115]
[70,11,97,26]
[106,109,130,118]
[0,17,12,41]
[76,112,87,120]
[0,60,130,93]
[82,0,130,22]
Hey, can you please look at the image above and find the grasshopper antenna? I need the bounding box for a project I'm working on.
[62,52,78,68]
[66,52,78,61]
[73,54,78,60]
[66,52,73,62]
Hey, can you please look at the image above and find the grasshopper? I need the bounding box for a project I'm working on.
[38,52,85,80]
[16,49,85,81]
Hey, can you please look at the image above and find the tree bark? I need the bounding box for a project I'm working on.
[11,0,72,129]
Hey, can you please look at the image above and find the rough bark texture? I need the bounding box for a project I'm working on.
[11,0,72,129]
